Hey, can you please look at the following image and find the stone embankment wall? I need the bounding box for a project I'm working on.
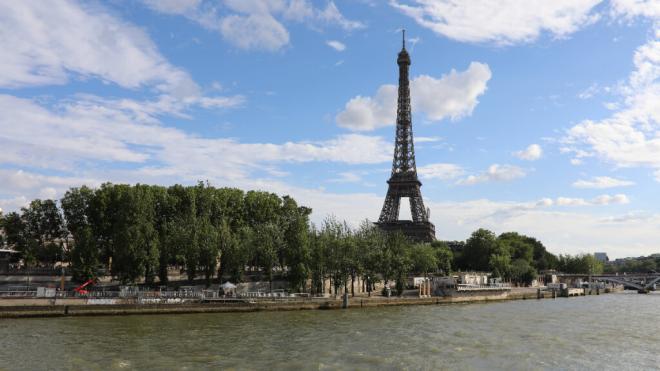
[0,287,623,319]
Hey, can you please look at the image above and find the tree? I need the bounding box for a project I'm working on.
[498,232,533,262]
[280,197,311,292]
[431,241,453,275]
[510,259,537,285]
[383,232,413,296]
[355,221,384,296]
[197,217,219,287]
[61,186,100,281]
[489,254,511,281]
[558,254,604,274]
[308,225,327,295]
[411,244,438,276]
[320,217,351,297]
[2,212,27,256]
[21,199,65,266]
[462,229,498,271]
[219,224,251,283]
[253,222,282,290]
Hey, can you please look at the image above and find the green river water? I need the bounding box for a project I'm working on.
[0,292,658,370]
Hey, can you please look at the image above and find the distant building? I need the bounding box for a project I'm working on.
[594,252,609,262]
[444,241,465,253]
[456,272,490,285]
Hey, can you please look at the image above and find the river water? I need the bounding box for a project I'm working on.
[0,292,658,370]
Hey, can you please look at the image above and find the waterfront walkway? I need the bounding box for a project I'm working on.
[0,286,624,319]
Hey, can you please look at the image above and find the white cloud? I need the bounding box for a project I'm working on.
[142,0,202,15]
[555,197,590,207]
[424,198,658,258]
[0,196,29,213]
[313,1,366,31]
[390,0,602,45]
[611,0,660,19]
[415,136,442,143]
[570,158,584,166]
[556,194,630,206]
[417,163,465,180]
[336,62,491,131]
[536,198,554,207]
[0,1,196,95]
[414,63,492,121]
[593,194,630,205]
[336,85,397,131]
[220,14,290,51]
[563,21,660,171]
[331,172,363,183]
[0,170,99,194]
[326,40,346,51]
[0,94,391,179]
[573,176,635,189]
[578,83,600,99]
[514,144,543,161]
[0,0,242,117]
[143,0,364,51]
[458,164,526,185]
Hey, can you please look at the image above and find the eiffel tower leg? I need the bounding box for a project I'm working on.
[409,189,427,222]
[379,191,400,222]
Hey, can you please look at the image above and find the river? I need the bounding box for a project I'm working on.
[0,292,657,370]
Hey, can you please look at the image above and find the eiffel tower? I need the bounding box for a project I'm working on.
[376,31,436,242]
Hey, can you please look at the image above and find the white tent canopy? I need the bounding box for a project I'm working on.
[221,282,237,290]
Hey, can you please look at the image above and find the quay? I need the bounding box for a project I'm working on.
[0,286,623,319]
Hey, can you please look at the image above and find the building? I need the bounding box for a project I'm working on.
[594,252,609,263]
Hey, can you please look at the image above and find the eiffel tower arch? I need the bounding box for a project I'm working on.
[376,31,436,243]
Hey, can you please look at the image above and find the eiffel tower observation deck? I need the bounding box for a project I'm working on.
[376,31,436,243]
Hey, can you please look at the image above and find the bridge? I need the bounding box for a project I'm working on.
[592,273,660,293]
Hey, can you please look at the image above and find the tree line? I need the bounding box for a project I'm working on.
[603,254,659,274]
[0,183,606,291]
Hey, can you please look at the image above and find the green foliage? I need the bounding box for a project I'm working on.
[320,216,353,297]
[605,256,660,273]
[197,217,219,287]
[510,259,537,285]
[410,244,437,276]
[2,182,569,292]
[253,222,282,289]
[2,212,28,255]
[489,254,511,281]
[461,229,499,271]
[558,254,604,274]
[354,220,385,295]
[277,196,311,291]
[383,232,413,296]
[2,200,65,267]
[449,229,560,286]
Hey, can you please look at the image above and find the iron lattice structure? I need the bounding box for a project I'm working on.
[376,32,436,242]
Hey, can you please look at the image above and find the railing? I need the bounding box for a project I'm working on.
[1,267,72,276]
[0,287,330,302]
[456,284,511,291]
[0,290,37,298]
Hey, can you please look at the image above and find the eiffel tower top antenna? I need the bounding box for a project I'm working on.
[402,28,406,49]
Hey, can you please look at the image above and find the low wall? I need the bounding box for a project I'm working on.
[0,287,622,319]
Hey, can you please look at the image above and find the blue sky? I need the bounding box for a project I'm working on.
[0,0,659,258]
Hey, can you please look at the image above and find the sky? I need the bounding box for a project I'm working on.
[0,0,659,259]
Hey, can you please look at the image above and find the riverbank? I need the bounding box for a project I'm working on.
[0,287,623,319]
